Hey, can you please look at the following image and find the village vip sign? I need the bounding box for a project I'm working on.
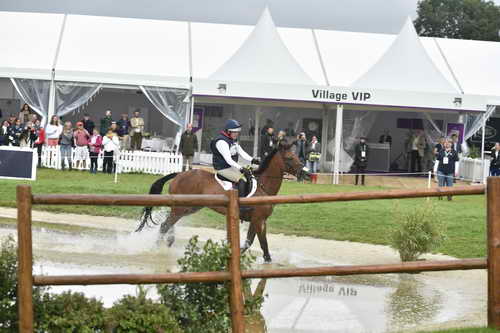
[0,147,37,180]
[311,89,372,102]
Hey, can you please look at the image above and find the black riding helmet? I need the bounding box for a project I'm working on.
[224,119,242,133]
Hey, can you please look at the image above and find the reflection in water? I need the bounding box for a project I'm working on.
[386,274,442,330]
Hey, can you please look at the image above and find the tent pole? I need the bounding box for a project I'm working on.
[47,70,56,126]
[320,105,329,173]
[253,108,261,158]
[481,109,487,184]
[333,104,343,184]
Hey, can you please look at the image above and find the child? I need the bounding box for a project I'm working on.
[102,129,119,174]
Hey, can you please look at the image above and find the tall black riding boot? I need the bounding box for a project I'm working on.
[238,179,253,213]
[361,175,365,186]
[355,174,359,185]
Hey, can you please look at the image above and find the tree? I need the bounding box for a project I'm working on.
[414,0,500,41]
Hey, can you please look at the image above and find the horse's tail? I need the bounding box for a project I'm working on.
[136,173,178,232]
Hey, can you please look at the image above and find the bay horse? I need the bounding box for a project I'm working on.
[136,142,309,263]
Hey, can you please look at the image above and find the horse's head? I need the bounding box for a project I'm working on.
[276,142,311,181]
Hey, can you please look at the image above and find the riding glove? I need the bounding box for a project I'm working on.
[251,158,260,165]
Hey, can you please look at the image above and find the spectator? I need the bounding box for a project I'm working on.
[102,129,119,174]
[33,119,45,167]
[306,136,321,173]
[117,113,131,150]
[88,128,103,174]
[110,122,119,134]
[276,130,287,147]
[179,123,198,171]
[353,136,369,186]
[45,116,62,146]
[18,103,31,124]
[59,121,74,171]
[410,129,426,173]
[293,132,307,165]
[434,136,445,157]
[100,110,113,136]
[20,121,36,148]
[451,133,462,155]
[260,127,276,160]
[82,114,95,135]
[0,120,9,146]
[7,114,16,126]
[130,110,144,150]
[491,142,500,177]
[7,119,23,146]
[434,140,459,201]
[30,114,38,125]
[73,121,90,170]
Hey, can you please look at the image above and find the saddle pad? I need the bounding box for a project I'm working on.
[215,174,258,197]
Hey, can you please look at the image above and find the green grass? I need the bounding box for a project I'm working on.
[0,168,486,259]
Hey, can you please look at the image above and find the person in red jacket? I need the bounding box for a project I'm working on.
[33,119,45,167]
[88,128,103,174]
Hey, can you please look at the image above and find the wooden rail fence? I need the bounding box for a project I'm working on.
[16,180,499,332]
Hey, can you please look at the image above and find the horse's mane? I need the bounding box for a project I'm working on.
[253,148,279,175]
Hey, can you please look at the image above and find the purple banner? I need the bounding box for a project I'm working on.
[192,107,204,133]
[446,123,464,144]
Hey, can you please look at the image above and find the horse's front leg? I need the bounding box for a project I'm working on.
[241,222,257,254]
[257,223,272,263]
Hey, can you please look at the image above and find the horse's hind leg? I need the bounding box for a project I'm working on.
[159,207,201,247]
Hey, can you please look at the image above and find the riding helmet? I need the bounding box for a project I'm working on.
[224,119,242,132]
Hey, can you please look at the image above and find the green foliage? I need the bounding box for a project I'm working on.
[105,286,183,333]
[390,202,447,261]
[414,0,500,41]
[468,145,481,159]
[157,236,264,333]
[37,291,106,332]
[0,236,47,331]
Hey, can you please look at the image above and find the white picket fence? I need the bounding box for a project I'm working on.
[458,157,490,183]
[40,146,183,175]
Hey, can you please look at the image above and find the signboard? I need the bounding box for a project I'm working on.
[0,147,37,180]
[469,117,500,152]
[446,123,465,144]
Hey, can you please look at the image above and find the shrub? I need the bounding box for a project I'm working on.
[390,202,447,262]
[105,286,183,333]
[37,291,106,332]
[0,235,48,331]
[157,236,265,333]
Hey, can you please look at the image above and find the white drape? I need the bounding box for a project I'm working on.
[140,86,190,148]
[341,110,378,171]
[55,81,102,117]
[422,113,444,144]
[462,105,496,154]
[10,78,51,122]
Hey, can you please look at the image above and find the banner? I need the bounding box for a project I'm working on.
[0,147,37,180]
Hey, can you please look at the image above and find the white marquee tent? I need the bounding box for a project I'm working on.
[1,8,499,181]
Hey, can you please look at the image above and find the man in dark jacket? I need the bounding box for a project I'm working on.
[433,139,459,201]
[293,132,307,165]
[491,142,500,176]
[100,110,113,136]
[117,113,131,150]
[353,137,369,185]
[82,114,95,136]
[260,127,276,160]
[179,123,198,171]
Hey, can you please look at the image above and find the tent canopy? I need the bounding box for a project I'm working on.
[0,9,499,111]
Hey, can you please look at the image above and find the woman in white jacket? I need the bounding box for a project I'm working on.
[45,116,62,146]
[102,129,120,174]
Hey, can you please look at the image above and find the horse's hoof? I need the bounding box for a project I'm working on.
[166,236,175,247]
[263,256,272,263]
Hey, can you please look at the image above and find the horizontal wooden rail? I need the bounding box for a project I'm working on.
[32,194,229,207]
[32,258,486,286]
[240,185,485,206]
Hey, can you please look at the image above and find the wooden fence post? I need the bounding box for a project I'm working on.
[488,177,500,329]
[17,185,34,332]
[226,190,245,333]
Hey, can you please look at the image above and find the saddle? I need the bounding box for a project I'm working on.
[215,173,257,198]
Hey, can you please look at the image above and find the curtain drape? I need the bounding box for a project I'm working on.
[55,81,102,117]
[140,86,190,148]
[422,112,445,144]
[10,78,51,122]
[462,105,496,154]
[341,110,378,171]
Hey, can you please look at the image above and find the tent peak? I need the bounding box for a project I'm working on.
[209,7,315,85]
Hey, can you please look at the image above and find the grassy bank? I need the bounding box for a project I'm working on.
[0,168,486,258]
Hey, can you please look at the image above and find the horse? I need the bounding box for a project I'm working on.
[136,142,309,263]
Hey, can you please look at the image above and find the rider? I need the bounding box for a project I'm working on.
[211,119,260,197]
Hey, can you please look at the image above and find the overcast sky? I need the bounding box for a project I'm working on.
[1,0,500,34]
